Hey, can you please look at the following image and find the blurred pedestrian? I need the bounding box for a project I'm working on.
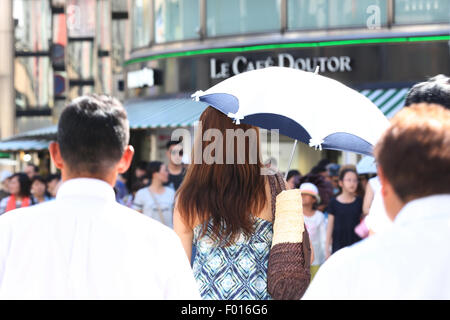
[133,161,175,228]
[24,164,39,180]
[303,103,450,299]
[0,95,200,299]
[300,182,326,281]
[326,163,341,195]
[0,173,32,215]
[299,173,334,213]
[165,139,186,191]
[286,169,301,189]
[134,160,148,180]
[46,173,61,198]
[174,106,277,300]
[114,173,129,203]
[325,167,363,258]
[30,176,53,204]
[122,179,146,208]
[0,171,12,201]
[404,74,449,109]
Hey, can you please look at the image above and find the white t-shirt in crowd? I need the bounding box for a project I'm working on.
[304,210,327,266]
[133,187,175,228]
[365,177,393,234]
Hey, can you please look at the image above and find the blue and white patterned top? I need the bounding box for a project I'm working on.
[192,217,273,300]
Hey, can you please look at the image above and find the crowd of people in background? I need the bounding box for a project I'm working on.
[0,136,385,282]
[0,164,61,215]
[284,158,377,280]
[0,74,448,299]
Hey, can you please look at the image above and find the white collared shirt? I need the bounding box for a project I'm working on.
[0,178,201,300]
[302,194,450,300]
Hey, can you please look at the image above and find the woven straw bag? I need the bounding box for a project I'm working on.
[267,171,311,300]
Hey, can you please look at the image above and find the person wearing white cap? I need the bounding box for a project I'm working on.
[300,182,327,280]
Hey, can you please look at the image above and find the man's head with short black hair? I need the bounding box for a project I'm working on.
[166,138,182,150]
[405,74,450,109]
[54,94,131,177]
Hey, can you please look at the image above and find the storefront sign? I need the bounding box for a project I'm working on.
[127,67,155,88]
[210,54,352,79]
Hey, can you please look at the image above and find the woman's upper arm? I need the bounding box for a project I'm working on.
[362,183,374,216]
[173,205,194,262]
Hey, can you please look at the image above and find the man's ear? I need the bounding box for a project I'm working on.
[117,145,135,174]
[48,142,64,170]
[377,166,390,198]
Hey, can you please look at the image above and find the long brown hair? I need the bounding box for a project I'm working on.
[176,106,268,246]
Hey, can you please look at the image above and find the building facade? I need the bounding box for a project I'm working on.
[1,0,449,175]
[124,0,450,174]
[0,0,132,172]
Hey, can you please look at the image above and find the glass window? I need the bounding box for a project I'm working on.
[394,0,449,24]
[68,85,95,100]
[154,0,200,43]
[133,0,151,48]
[98,57,113,94]
[97,0,112,51]
[67,41,94,79]
[15,57,53,109]
[13,0,52,51]
[66,0,96,38]
[112,19,127,74]
[112,0,129,12]
[288,0,388,30]
[207,0,281,36]
[51,0,65,7]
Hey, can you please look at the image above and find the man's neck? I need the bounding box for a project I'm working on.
[61,170,117,188]
[149,181,165,194]
[303,205,315,217]
[167,163,182,175]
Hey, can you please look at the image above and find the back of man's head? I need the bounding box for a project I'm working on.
[374,103,450,203]
[57,95,130,175]
[405,74,450,109]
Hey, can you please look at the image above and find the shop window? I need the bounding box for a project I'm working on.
[99,56,113,95]
[207,0,281,37]
[287,0,387,30]
[13,0,52,52]
[97,0,112,51]
[68,85,95,101]
[15,57,53,110]
[394,0,449,24]
[67,41,94,80]
[112,19,128,74]
[154,0,200,43]
[112,0,129,12]
[132,0,151,48]
[66,0,96,38]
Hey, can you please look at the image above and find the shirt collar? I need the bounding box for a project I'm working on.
[56,178,116,203]
[394,194,450,226]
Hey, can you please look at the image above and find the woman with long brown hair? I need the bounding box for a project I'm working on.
[174,106,278,300]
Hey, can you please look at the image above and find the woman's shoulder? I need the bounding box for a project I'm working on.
[134,187,149,198]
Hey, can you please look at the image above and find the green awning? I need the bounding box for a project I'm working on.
[360,88,410,119]
[125,98,209,129]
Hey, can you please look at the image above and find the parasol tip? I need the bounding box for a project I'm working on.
[314,66,320,75]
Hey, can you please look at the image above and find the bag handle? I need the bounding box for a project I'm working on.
[268,171,312,266]
[268,171,286,221]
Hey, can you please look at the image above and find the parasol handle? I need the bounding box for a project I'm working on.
[285,140,298,180]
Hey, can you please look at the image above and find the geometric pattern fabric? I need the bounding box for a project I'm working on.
[193,217,273,300]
